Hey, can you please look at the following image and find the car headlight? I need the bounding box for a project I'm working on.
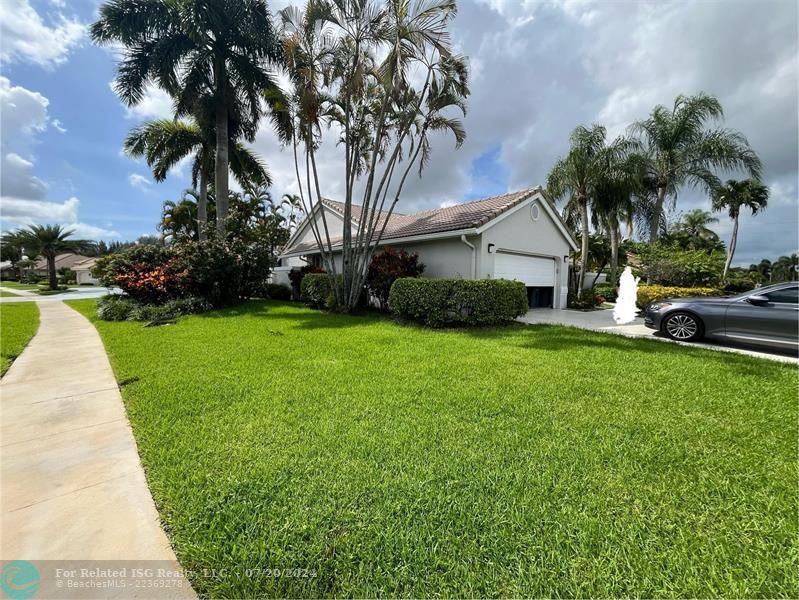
[648,302,672,311]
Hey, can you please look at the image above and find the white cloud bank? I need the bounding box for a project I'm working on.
[0,0,85,68]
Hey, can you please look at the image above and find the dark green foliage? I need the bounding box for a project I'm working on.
[568,289,601,309]
[594,283,618,302]
[301,273,333,309]
[366,247,425,311]
[389,278,528,327]
[723,278,757,293]
[288,264,325,300]
[633,243,725,287]
[265,283,292,300]
[97,294,212,322]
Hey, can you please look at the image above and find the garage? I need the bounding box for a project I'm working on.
[493,252,556,308]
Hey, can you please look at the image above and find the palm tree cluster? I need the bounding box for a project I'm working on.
[280,0,470,310]
[547,93,766,295]
[92,0,287,234]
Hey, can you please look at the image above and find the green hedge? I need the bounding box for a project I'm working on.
[388,278,528,327]
[594,283,617,302]
[300,273,333,309]
[637,285,722,308]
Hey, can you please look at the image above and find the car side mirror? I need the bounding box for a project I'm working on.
[746,295,770,306]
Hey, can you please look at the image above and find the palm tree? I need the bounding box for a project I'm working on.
[711,179,769,279]
[160,194,200,241]
[771,254,798,283]
[91,0,286,231]
[547,125,631,296]
[630,93,762,242]
[124,118,270,240]
[15,225,94,290]
[675,209,720,251]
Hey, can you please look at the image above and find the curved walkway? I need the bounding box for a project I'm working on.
[1,300,194,594]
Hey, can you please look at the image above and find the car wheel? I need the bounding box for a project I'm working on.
[663,312,703,342]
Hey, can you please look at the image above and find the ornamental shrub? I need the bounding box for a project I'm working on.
[288,265,325,300]
[388,278,528,327]
[301,273,333,309]
[636,285,723,308]
[366,247,425,311]
[265,283,292,300]
[92,245,186,304]
[96,294,212,322]
[633,244,724,287]
[594,283,618,302]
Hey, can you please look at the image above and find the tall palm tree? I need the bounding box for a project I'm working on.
[15,225,94,290]
[91,0,286,231]
[124,118,270,240]
[772,254,799,282]
[630,93,762,242]
[711,179,769,279]
[675,209,720,251]
[547,125,630,296]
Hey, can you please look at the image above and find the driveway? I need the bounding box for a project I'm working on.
[520,308,798,364]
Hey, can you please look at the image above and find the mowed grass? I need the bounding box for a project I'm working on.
[68,299,798,598]
[0,301,39,375]
[0,281,39,290]
[0,290,20,297]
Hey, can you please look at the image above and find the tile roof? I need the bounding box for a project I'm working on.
[285,188,541,255]
[33,253,94,270]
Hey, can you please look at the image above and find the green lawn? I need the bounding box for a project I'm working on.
[68,299,798,598]
[1,302,39,375]
[0,281,40,290]
[0,290,20,297]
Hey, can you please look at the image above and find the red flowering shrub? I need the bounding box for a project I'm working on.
[367,247,425,310]
[93,245,187,304]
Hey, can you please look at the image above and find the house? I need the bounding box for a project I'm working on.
[32,253,94,279]
[72,257,100,285]
[276,187,577,309]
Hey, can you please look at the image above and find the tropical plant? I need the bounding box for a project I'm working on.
[711,179,769,279]
[124,117,270,239]
[547,125,631,296]
[366,247,425,311]
[673,209,721,251]
[280,0,469,311]
[12,225,94,290]
[630,93,762,242]
[92,0,286,231]
[160,195,200,241]
[772,254,799,282]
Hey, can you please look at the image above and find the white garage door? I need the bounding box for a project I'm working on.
[494,253,555,286]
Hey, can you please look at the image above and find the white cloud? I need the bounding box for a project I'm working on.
[1,153,48,200]
[0,196,120,239]
[51,118,67,133]
[128,173,152,191]
[116,84,174,120]
[0,76,51,151]
[0,0,85,68]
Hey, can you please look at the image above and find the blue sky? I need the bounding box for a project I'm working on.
[1,0,797,266]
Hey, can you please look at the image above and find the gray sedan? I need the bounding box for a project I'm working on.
[644,281,799,351]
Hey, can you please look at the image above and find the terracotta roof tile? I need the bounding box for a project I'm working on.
[285,188,540,255]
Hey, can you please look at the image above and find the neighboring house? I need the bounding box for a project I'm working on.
[277,187,577,309]
[73,257,100,285]
[32,254,94,278]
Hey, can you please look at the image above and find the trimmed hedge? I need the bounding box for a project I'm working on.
[301,273,333,309]
[389,278,528,327]
[637,285,722,308]
[594,283,618,302]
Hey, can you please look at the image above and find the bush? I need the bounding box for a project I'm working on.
[58,267,76,284]
[288,265,325,300]
[301,273,333,309]
[568,290,602,310]
[97,294,212,322]
[265,283,292,300]
[723,278,756,293]
[92,245,185,304]
[633,244,724,287]
[389,278,528,327]
[636,285,722,308]
[594,283,618,302]
[366,247,425,311]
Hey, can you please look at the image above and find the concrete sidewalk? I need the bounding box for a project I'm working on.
[1,301,194,595]
[520,308,798,364]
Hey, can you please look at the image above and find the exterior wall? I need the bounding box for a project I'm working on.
[388,237,474,279]
[478,198,572,309]
[75,269,99,285]
[292,207,347,247]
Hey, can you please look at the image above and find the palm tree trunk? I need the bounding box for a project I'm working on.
[649,186,667,242]
[723,213,739,280]
[198,170,208,242]
[578,196,589,298]
[214,55,229,233]
[609,223,619,285]
[47,256,57,290]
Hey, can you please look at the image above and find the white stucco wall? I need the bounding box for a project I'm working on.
[478,197,572,308]
[75,269,99,285]
[387,237,474,279]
